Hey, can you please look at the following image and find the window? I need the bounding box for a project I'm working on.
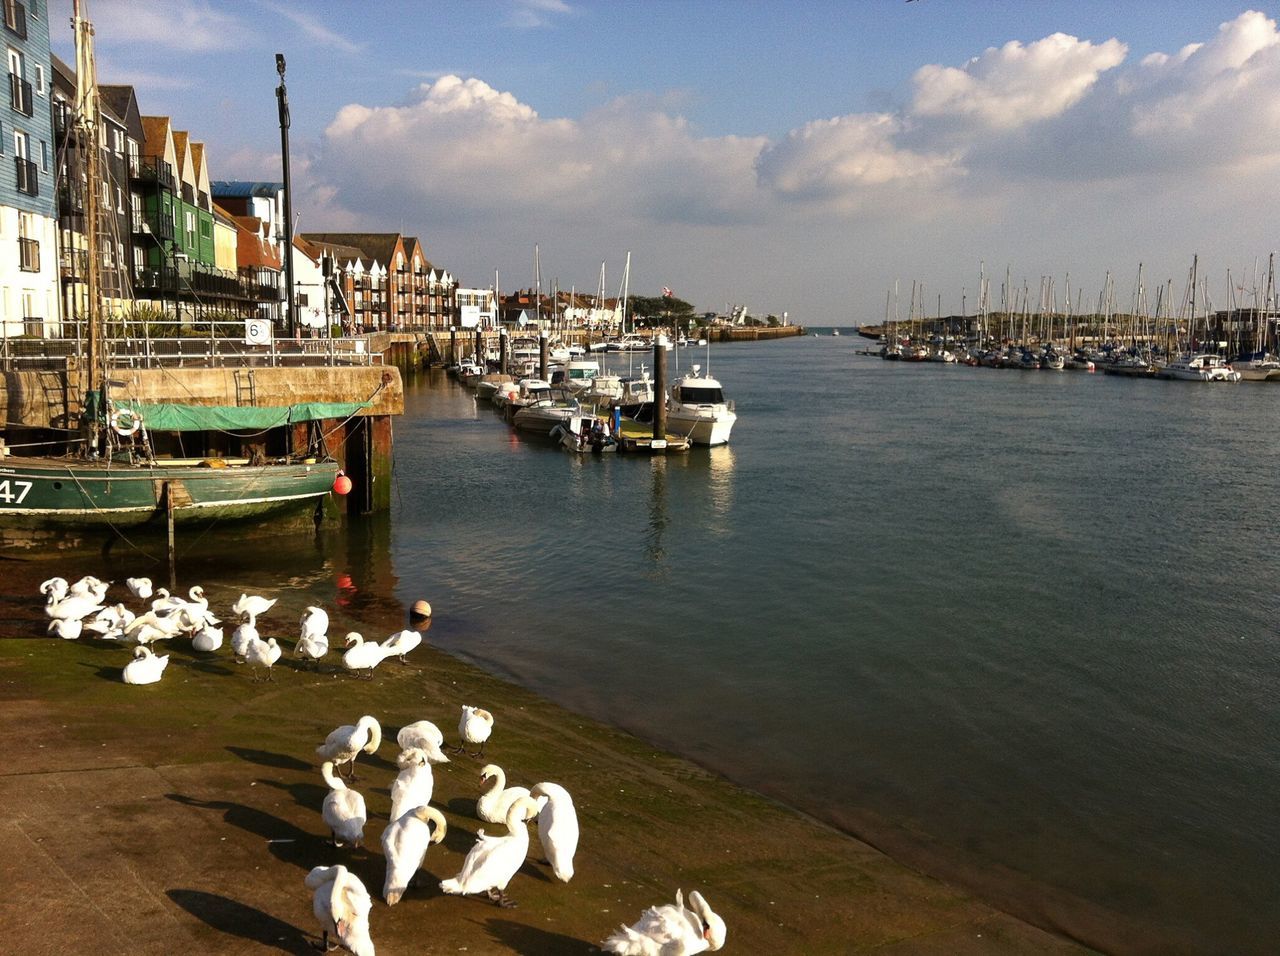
[185,209,195,246]
[116,186,124,213]
[39,136,45,170]
[130,191,142,224]
[34,63,42,94]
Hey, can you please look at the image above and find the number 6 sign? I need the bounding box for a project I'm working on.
[245,320,272,345]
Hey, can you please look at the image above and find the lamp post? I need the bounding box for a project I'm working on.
[275,53,297,337]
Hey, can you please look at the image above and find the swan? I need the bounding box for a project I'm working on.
[305,864,374,956]
[295,630,329,667]
[40,576,68,603]
[602,889,727,955]
[44,594,105,622]
[192,624,224,653]
[68,575,110,602]
[389,748,434,824]
[316,715,382,781]
[182,586,219,628]
[531,781,579,882]
[245,637,282,681]
[321,761,368,848]
[440,795,540,907]
[379,628,420,664]
[476,764,531,825]
[232,592,277,620]
[300,605,329,641]
[456,704,494,757]
[396,719,450,764]
[150,587,185,613]
[125,576,153,600]
[382,803,447,905]
[122,645,169,685]
[84,603,135,639]
[122,610,184,644]
[47,618,82,640]
[341,632,387,679]
[230,612,259,662]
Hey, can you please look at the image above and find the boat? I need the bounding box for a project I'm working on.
[511,387,582,435]
[1231,351,1280,382]
[549,359,602,393]
[0,3,350,533]
[1158,354,1242,382]
[549,414,617,454]
[832,328,841,337]
[665,364,736,446]
[608,335,649,353]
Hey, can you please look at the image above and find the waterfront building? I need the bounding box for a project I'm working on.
[1,0,58,337]
[457,287,495,329]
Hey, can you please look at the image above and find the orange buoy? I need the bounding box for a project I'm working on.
[411,599,432,619]
[333,471,352,495]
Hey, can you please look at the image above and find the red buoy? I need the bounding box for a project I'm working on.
[333,471,352,495]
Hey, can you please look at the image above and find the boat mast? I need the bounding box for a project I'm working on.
[73,0,105,401]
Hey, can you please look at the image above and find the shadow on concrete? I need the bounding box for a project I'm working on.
[484,917,597,955]
[165,792,323,871]
[226,746,311,772]
[166,888,310,953]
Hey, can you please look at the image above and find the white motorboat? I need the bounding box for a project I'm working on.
[550,359,602,393]
[1231,352,1280,382]
[665,365,736,446]
[1159,353,1242,382]
[608,335,649,353]
[512,388,583,435]
[549,414,618,453]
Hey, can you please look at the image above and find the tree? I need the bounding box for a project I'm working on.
[630,294,696,327]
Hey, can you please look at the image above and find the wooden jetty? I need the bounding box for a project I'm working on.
[615,419,690,454]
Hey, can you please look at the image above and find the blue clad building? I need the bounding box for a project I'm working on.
[1,0,58,333]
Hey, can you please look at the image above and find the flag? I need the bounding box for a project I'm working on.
[662,286,673,297]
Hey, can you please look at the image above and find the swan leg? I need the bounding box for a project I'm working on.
[488,887,517,908]
[311,929,335,952]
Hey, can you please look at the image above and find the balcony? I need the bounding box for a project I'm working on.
[132,157,175,192]
[3,1,26,40]
[59,247,88,280]
[15,156,37,196]
[17,236,39,272]
[8,71,32,117]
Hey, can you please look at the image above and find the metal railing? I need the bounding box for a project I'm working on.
[59,247,88,279]
[0,324,385,372]
[14,155,37,196]
[133,157,175,192]
[17,236,38,272]
[8,70,32,117]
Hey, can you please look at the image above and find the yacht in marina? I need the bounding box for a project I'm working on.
[666,365,737,446]
[1158,354,1242,382]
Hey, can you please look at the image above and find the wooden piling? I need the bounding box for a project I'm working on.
[539,332,549,381]
[653,335,668,441]
[499,329,509,376]
[474,327,483,367]
[449,326,457,365]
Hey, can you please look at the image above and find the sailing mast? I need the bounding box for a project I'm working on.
[73,0,105,405]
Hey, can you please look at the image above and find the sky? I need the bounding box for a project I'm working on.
[50,0,1280,323]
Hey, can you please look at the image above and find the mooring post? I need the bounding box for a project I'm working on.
[449,326,457,365]
[164,481,177,589]
[539,332,549,381]
[653,335,668,441]
[499,328,508,377]
[474,327,483,367]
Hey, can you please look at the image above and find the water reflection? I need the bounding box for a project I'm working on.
[704,445,736,531]
[645,457,668,578]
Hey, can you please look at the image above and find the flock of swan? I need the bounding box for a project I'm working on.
[35,573,728,954]
[38,575,422,684]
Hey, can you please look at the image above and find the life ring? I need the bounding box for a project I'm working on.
[110,408,142,437]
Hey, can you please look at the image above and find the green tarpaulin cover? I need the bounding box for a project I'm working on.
[112,401,371,432]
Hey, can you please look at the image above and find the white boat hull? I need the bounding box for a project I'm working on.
[667,410,736,446]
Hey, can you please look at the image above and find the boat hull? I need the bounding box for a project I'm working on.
[0,456,339,527]
[666,410,736,446]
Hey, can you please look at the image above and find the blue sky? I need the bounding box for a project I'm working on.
[53,1,1280,323]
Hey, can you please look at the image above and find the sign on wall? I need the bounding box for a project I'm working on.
[245,319,272,345]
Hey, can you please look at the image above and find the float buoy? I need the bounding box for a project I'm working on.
[333,471,352,495]
[110,408,142,437]
[411,599,432,619]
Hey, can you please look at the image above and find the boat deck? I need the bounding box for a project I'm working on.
[615,420,691,453]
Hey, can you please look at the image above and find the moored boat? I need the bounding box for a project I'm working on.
[665,365,736,446]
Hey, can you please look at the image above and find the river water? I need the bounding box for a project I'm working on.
[391,338,1279,954]
[13,336,1278,952]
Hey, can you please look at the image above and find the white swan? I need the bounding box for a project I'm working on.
[84,603,135,639]
[602,889,727,955]
[531,781,579,882]
[389,748,434,824]
[40,576,68,603]
[44,594,105,622]
[299,605,329,640]
[182,586,219,628]
[295,630,329,667]
[232,592,277,620]
[396,719,450,764]
[476,764,531,825]
[381,803,447,905]
[245,637,282,681]
[316,715,382,781]
[457,704,494,757]
[321,761,368,848]
[68,575,110,602]
[192,624,223,653]
[122,645,169,685]
[440,795,540,907]
[230,612,259,661]
[150,587,184,613]
[125,576,153,600]
[379,628,420,664]
[341,632,387,679]
[305,864,374,956]
[47,618,82,640]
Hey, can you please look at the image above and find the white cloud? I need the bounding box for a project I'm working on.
[912,32,1127,129]
[83,0,241,53]
[756,113,958,203]
[506,0,573,30]
[259,1,365,55]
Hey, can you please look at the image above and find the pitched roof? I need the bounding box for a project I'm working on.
[301,232,403,266]
[210,202,239,228]
[140,116,171,159]
[231,215,281,270]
